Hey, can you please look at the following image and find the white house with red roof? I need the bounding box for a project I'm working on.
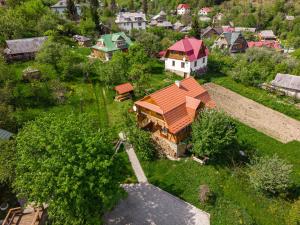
[199,7,213,16]
[177,4,190,15]
[134,78,215,157]
[163,36,209,77]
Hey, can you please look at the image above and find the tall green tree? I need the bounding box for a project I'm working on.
[66,0,78,20]
[15,113,127,225]
[192,109,237,158]
[90,0,100,30]
[0,140,16,185]
[142,0,148,14]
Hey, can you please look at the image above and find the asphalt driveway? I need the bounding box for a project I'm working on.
[103,183,210,225]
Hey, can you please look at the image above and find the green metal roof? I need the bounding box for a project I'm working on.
[92,32,132,52]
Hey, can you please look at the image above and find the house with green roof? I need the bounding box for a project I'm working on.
[91,32,132,61]
[213,31,248,53]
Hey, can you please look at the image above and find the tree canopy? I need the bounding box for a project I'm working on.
[14,113,127,225]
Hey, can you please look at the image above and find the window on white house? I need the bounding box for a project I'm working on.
[138,22,142,26]
[194,61,197,67]
[181,62,185,68]
[172,61,175,66]
[203,58,206,63]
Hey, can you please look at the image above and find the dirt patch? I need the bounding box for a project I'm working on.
[204,83,300,143]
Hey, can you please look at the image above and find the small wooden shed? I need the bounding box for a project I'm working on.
[114,83,134,102]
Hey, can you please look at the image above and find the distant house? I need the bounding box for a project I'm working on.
[0,128,13,140]
[199,16,211,22]
[259,30,277,41]
[73,35,92,47]
[115,12,147,31]
[163,36,209,77]
[235,27,256,33]
[247,41,283,52]
[134,78,215,158]
[199,7,213,16]
[0,0,5,6]
[214,32,248,53]
[3,37,47,62]
[270,73,300,99]
[91,32,132,61]
[180,25,192,33]
[114,83,134,102]
[177,4,190,15]
[151,10,167,23]
[213,12,224,23]
[173,21,185,31]
[51,0,81,16]
[150,11,173,28]
[285,15,295,21]
[201,26,223,39]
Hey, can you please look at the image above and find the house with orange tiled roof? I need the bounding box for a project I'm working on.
[134,78,215,158]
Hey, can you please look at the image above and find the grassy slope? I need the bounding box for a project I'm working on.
[142,122,300,225]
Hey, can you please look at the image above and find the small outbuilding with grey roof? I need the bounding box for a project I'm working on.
[270,73,300,99]
[4,37,47,62]
[91,32,132,61]
[0,128,13,140]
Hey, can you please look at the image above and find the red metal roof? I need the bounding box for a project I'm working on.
[166,36,208,61]
[247,41,282,50]
[177,3,190,9]
[200,7,213,13]
[135,78,216,134]
[114,83,134,95]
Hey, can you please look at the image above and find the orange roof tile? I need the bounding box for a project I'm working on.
[135,77,216,134]
[115,83,134,95]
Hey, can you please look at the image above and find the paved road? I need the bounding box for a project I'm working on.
[103,183,210,225]
[204,83,300,143]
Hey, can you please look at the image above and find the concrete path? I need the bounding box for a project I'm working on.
[103,183,210,225]
[204,83,300,143]
[124,143,148,183]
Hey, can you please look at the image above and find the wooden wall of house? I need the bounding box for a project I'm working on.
[93,49,106,60]
[165,50,187,60]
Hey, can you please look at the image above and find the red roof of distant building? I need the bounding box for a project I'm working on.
[177,3,190,9]
[200,7,213,13]
[135,78,215,134]
[247,41,282,50]
[222,26,235,32]
[114,83,134,95]
[159,50,166,57]
[165,36,208,61]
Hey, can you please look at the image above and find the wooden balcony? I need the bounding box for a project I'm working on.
[2,206,46,225]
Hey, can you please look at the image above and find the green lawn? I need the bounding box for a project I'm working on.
[141,122,300,225]
[198,73,300,121]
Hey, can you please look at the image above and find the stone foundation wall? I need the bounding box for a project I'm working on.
[152,135,187,158]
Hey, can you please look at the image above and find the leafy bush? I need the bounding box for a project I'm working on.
[192,109,237,158]
[286,199,300,225]
[127,127,156,161]
[248,155,293,194]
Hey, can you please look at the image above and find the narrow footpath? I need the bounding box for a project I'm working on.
[124,143,148,183]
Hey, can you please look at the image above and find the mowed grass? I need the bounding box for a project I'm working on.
[198,73,300,121]
[141,122,300,225]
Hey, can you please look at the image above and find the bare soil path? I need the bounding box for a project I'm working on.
[204,83,300,143]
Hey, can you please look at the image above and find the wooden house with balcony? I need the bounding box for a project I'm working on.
[213,31,248,53]
[134,78,215,158]
[163,36,209,77]
[91,32,132,61]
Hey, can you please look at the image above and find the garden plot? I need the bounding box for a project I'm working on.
[204,83,300,143]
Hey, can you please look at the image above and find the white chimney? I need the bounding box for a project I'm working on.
[175,80,181,87]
